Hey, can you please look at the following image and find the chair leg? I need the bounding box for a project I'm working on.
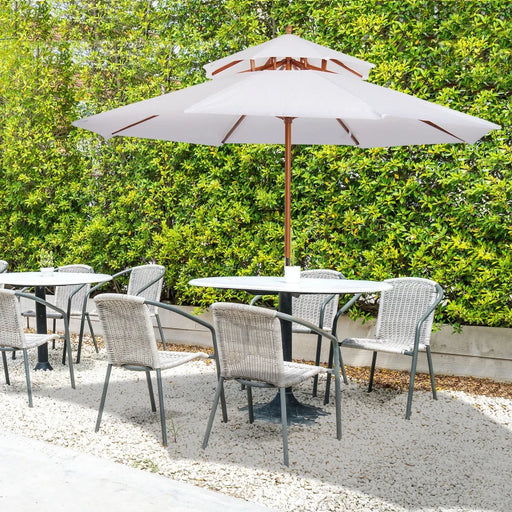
[279,387,289,467]
[2,351,10,385]
[426,345,437,400]
[22,349,33,408]
[203,377,225,449]
[87,314,98,353]
[333,351,343,441]
[155,313,166,350]
[156,369,167,446]
[246,385,254,424]
[338,346,348,385]
[324,343,348,405]
[11,350,16,360]
[77,313,86,363]
[368,351,378,392]
[64,334,75,389]
[405,351,420,420]
[312,334,322,397]
[95,364,112,432]
[62,336,67,365]
[77,313,97,363]
[146,371,156,412]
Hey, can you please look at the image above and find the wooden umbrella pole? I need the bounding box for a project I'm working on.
[284,117,293,266]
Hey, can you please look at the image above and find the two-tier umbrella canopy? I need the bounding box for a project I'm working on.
[73,31,500,266]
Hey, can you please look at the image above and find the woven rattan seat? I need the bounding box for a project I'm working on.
[0,289,75,407]
[77,264,166,363]
[325,277,444,419]
[94,293,210,446]
[202,302,342,466]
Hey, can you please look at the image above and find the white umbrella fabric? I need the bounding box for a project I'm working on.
[73,37,500,266]
[203,31,375,79]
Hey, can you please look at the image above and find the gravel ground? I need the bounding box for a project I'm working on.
[1,338,511,512]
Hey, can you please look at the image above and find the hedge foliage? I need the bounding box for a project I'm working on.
[0,1,510,327]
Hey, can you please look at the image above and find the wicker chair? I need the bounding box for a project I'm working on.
[21,264,95,363]
[325,277,444,419]
[0,260,7,289]
[0,289,75,407]
[202,302,342,467]
[251,268,345,396]
[77,264,166,363]
[94,293,211,446]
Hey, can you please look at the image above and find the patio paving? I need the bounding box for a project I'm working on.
[0,431,275,512]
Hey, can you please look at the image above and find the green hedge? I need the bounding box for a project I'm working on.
[0,1,510,327]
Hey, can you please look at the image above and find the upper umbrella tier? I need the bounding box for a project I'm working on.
[203,33,375,80]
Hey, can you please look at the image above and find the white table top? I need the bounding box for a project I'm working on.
[0,271,112,287]
[189,275,392,294]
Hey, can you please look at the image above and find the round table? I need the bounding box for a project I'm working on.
[0,272,112,370]
[190,275,392,422]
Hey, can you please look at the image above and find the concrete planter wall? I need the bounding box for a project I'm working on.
[23,298,511,383]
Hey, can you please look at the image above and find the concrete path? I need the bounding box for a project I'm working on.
[0,432,275,512]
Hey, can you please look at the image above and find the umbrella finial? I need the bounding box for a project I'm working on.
[286,25,292,34]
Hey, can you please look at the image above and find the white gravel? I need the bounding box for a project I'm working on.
[1,340,511,512]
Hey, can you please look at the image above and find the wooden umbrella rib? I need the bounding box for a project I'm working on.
[222,115,246,144]
[337,118,360,146]
[211,60,243,76]
[330,59,363,78]
[112,115,159,135]
[421,120,465,142]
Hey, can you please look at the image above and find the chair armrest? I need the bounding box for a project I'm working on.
[249,294,264,306]
[143,299,218,362]
[331,293,362,337]
[66,283,87,318]
[132,268,165,296]
[276,310,342,373]
[412,283,444,352]
[15,291,70,336]
[79,276,115,316]
[317,293,337,329]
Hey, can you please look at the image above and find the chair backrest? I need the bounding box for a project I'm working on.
[127,264,165,314]
[210,302,286,387]
[95,293,161,368]
[292,269,343,331]
[0,260,7,289]
[55,264,94,314]
[375,277,442,347]
[0,289,27,349]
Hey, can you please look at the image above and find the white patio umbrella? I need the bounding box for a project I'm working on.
[73,35,500,266]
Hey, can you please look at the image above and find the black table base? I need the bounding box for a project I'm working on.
[248,390,328,425]
[35,286,53,371]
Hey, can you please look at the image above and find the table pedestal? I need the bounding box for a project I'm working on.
[34,286,53,371]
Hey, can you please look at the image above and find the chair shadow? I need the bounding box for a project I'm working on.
[2,346,511,512]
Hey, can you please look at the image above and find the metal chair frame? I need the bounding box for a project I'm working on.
[325,278,444,419]
[1,290,75,407]
[94,296,226,446]
[202,303,342,467]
